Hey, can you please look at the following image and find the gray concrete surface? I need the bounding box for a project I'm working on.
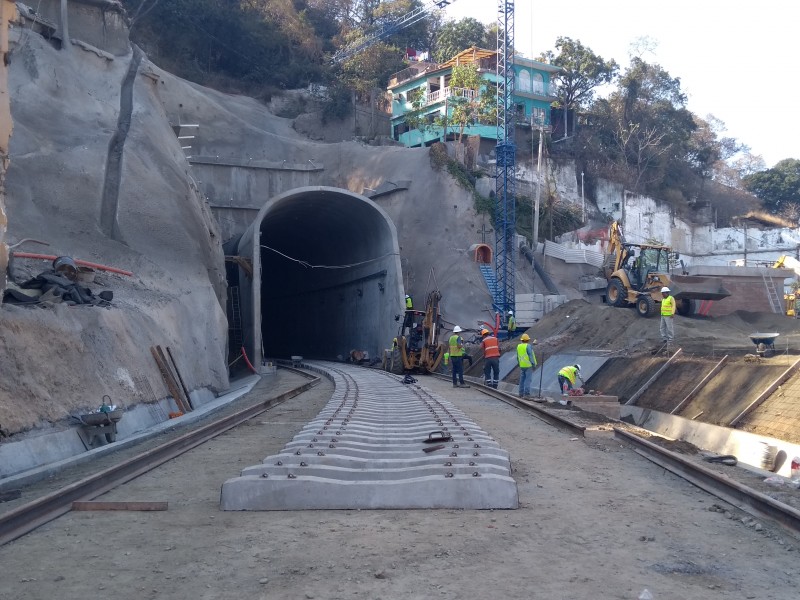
[0,375,260,489]
[221,362,519,510]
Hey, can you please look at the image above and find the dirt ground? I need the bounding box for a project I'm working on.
[1,371,798,600]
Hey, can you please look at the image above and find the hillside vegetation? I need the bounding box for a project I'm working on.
[121,1,788,226]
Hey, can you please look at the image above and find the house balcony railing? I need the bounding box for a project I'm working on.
[426,87,477,105]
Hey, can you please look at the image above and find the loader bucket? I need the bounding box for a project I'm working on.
[669,274,731,301]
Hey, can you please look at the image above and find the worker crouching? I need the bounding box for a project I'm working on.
[481,328,501,388]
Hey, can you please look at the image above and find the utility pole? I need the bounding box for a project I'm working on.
[532,117,544,250]
[581,171,585,222]
[743,219,748,267]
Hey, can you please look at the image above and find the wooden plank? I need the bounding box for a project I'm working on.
[166,346,193,410]
[150,346,189,413]
[157,345,192,411]
[71,501,168,511]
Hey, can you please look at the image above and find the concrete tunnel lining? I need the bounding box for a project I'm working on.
[237,187,404,368]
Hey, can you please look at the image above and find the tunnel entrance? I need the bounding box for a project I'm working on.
[236,187,404,369]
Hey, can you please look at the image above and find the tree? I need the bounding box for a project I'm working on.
[431,18,487,62]
[743,159,800,214]
[441,63,494,142]
[539,37,618,122]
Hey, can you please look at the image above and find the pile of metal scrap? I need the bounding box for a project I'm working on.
[3,255,113,306]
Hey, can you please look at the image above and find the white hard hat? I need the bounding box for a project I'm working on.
[575,364,582,372]
[508,310,513,315]
[453,325,462,333]
[405,294,410,298]
[661,286,670,293]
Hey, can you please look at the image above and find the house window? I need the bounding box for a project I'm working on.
[532,72,544,95]
[518,69,532,93]
[531,107,546,126]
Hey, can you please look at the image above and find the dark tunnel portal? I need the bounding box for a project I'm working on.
[255,187,402,364]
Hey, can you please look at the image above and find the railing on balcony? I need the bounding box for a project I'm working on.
[425,86,478,105]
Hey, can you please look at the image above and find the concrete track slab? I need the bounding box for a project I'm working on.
[220,362,518,510]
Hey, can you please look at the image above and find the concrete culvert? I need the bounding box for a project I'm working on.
[236,187,404,367]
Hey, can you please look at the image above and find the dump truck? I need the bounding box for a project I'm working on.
[603,221,731,317]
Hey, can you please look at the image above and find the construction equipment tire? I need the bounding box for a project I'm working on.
[387,347,405,375]
[606,278,627,307]
[635,294,657,317]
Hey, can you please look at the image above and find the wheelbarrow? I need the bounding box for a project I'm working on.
[73,396,124,447]
[749,332,779,357]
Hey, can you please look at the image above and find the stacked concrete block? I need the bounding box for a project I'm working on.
[220,363,519,510]
[515,293,566,326]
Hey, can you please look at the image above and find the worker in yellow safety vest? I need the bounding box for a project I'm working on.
[448,326,468,388]
[557,364,583,396]
[516,333,537,398]
[405,294,413,309]
[506,310,516,340]
[660,286,676,345]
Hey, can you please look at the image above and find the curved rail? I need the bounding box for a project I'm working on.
[430,373,585,436]
[0,375,320,546]
[614,427,800,536]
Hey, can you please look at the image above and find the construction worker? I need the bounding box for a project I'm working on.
[402,294,414,331]
[516,333,537,398]
[480,328,501,388]
[410,323,424,351]
[557,364,583,396]
[660,286,676,344]
[507,310,516,340]
[448,326,468,388]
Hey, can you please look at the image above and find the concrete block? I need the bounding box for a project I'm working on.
[221,361,519,510]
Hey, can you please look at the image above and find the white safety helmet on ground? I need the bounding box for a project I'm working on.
[574,364,582,372]
[453,325,462,333]
[661,287,670,293]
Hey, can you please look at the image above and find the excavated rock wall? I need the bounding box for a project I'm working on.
[0,18,227,435]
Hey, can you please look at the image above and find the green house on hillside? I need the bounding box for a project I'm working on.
[387,46,560,148]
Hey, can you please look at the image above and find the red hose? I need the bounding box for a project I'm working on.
[10,252,133,277]
[241,346,257,374]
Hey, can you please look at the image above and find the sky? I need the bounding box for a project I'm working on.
[441,0,799,168]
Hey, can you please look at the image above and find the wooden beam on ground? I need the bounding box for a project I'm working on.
[729,358,800,426]
[71,501,168,511]
[625,348,682,406]
[670,355,729,415]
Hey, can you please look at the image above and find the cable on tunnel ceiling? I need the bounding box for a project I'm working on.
[259,245,399,269]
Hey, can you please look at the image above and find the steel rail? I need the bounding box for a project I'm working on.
[0,376,320,546]
[430,373,586,436]
[614,427,800,536]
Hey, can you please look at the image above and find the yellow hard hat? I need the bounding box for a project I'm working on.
[481,328,490,336]
[520,333,530,342]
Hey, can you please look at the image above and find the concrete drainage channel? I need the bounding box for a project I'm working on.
[220,362,519,510]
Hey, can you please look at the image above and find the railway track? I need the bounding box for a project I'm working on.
[432,370,800,536]
[4,361,800,546]
[0,371,320,546]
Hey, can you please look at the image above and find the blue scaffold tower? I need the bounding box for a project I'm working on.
[494,0,516,316]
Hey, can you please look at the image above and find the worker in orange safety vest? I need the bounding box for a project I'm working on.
[481,328,501,388]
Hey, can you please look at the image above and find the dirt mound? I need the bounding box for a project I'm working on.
[523,299,800,357]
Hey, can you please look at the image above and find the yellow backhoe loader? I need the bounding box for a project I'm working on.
[603,221,731,317]
[389,289,446,373]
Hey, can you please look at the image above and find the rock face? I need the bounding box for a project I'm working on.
[1,18,228,434]
[0,6,513,437]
